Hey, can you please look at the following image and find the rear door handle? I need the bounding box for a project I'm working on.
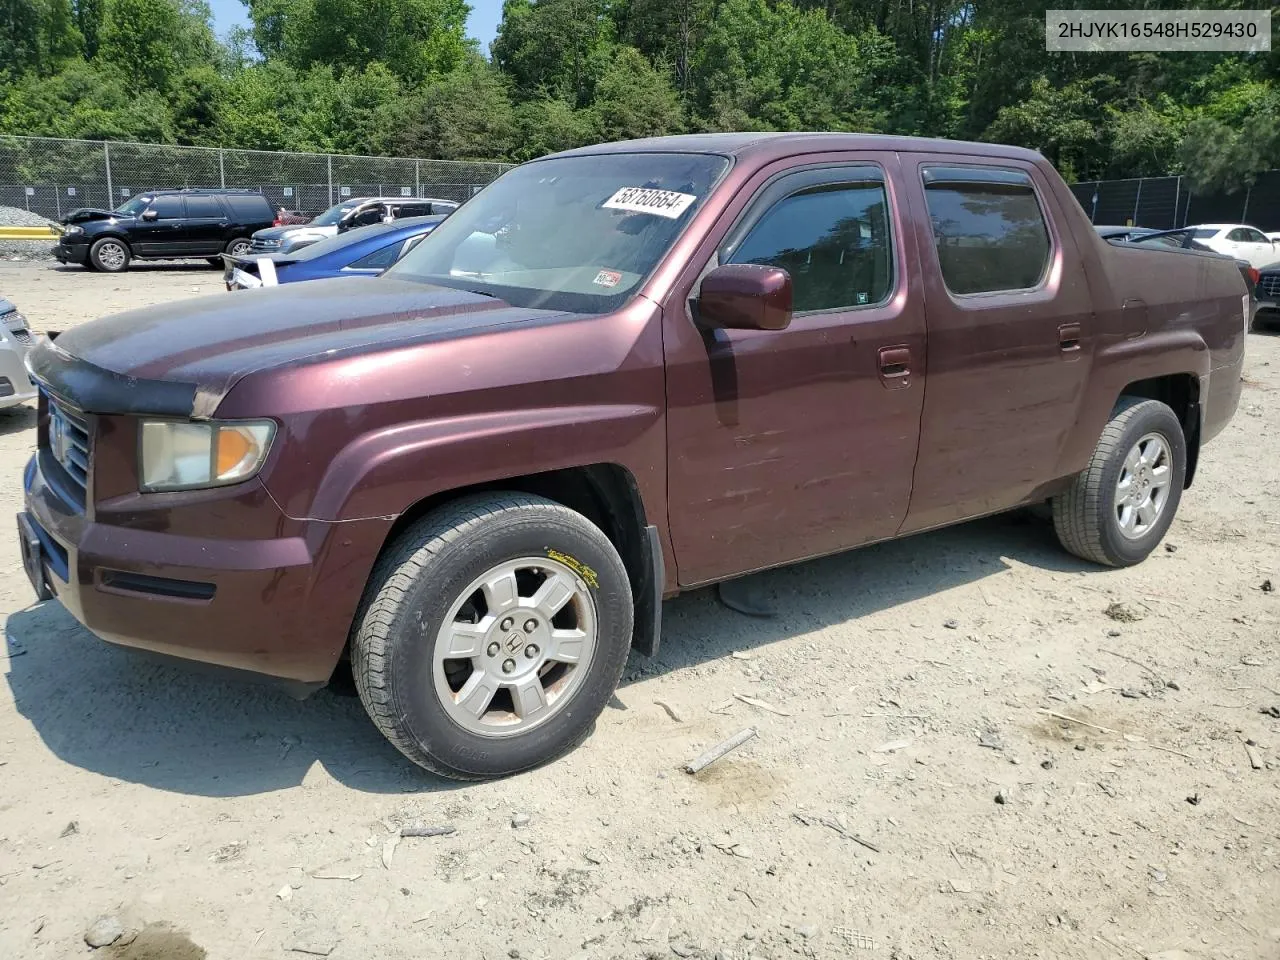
[1058,323,1081,354]
[877,345,912,388]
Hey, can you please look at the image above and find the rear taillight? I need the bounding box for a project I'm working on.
[1248,266,1260,287]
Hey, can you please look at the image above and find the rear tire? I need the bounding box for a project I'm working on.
[224,237,252,258]
[1052,397,1186,567]
[351,493,633,780]
[89,237,130,273]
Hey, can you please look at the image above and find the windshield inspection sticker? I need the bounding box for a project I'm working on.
[601,187,697,219]
[593,269,623,288]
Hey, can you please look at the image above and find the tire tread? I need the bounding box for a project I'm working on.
[351,493,628,780]
[1052,397,1171,566]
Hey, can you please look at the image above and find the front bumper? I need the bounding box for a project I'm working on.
[19,450,391,687]
[0,340,36,409]
[52,240,90,265]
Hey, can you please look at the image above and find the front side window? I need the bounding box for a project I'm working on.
[725,179,893,313]
[922,166,1051,295]
[1244,228,1269,243]
[147,196,185,219]
[115,196,150,216]
[389,152,729,313]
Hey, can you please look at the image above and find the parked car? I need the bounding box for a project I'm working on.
[1183,224,1280,269]
[0,296,36,409]
[52,189,275,273]
[19,133,1246,780]
[223,215,444,290]
[1255,264,1280,328]
[1267,232,1280,243]
[273,207,310,226]
[249,197,459,255]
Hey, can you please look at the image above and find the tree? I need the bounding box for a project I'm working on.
[492,0,613,105]
[98,0,182,89]
[983,77,1101,182]
[388,57,516,160]
[590,45,682,141]
[244,0,471,82]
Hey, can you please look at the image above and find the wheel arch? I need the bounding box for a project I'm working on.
[361,463,663,658]
[1117,372,1202,487]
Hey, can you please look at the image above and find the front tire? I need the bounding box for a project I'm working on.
[89,237,130,273]
[351,493,633,780]
[1052,398,1186,567]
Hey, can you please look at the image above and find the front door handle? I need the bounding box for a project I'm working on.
[1058,323,1081,354]
[878,345,912,388]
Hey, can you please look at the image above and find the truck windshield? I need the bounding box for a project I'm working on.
[311,201,363,226]
[387,152,730,312]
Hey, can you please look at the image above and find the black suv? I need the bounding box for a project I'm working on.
[53,189,275,273]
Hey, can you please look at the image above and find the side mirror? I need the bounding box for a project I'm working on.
[697,263,792,331]
[140,209,158,221]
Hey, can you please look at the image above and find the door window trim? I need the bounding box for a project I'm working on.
[920,162,1057,299]
[712,162,898,317]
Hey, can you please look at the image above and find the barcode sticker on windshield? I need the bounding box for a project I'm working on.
[601,187,697,219]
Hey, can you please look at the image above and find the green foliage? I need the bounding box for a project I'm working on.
[1,0,1277,194]
[590,46,682,141]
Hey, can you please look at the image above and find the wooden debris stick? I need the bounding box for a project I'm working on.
[734,694,792,717]
[684,727,757,774]
[1037,708,1116,734]
[400,825,456,838]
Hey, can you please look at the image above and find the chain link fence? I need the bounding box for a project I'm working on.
[1069,170,1280,232]
[0,135,514,222]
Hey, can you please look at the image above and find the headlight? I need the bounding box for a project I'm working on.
[62,225,83,237]
[140,419,275,492]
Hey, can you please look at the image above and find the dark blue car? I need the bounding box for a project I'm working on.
[222,215,444,290]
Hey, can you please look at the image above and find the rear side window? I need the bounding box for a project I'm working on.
[225,195,272,220]
[347,241,402,271]
[185,195,224,218]
[148,196,184,219]
[922,166,1050,295]
[725,176,894,313]
[1191,228,1219,239]
[396,202,434,218]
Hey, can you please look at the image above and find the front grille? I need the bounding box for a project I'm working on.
[10,328,32,345]
[1258,273,1280,299]
[250,238,281,253]
[47,396,91,507]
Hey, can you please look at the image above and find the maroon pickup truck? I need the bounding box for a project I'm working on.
[19,133,1246,779]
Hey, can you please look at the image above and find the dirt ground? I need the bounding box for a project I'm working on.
[0,259,1277,960]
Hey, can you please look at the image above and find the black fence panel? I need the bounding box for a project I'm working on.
[1071,170,1280,232]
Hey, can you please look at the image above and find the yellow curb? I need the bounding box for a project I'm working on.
[0,226,57,240]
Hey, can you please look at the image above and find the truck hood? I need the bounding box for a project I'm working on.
[61,207,131,225]
[252,224,323,241]
[28,277,571,418]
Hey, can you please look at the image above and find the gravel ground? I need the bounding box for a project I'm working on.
[0,262,1277,960]
[0,205,59,261]
[0,205,58,228]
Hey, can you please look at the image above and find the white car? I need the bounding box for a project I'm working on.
[249,196,459,255]
[1188,224,1280,269]
[1268,232,1280,243]
[0,296,37,409]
